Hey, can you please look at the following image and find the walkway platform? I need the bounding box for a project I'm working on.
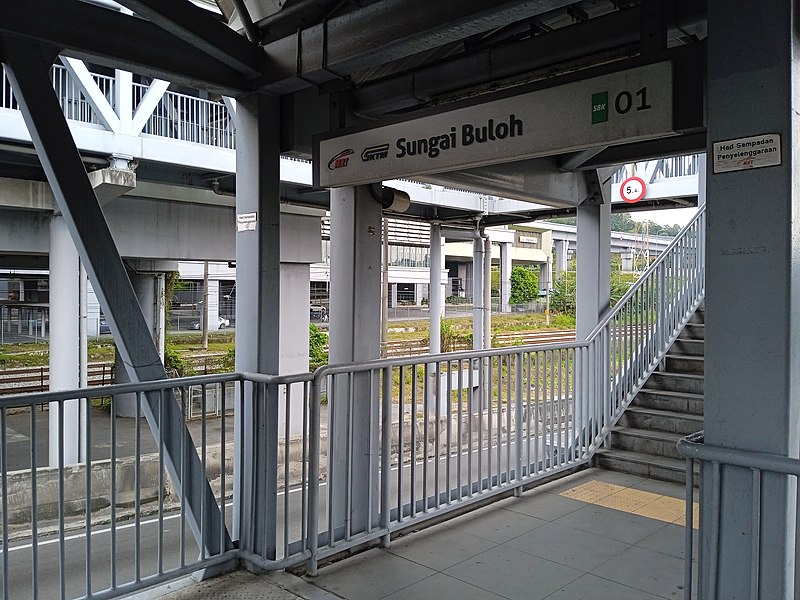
[139,468,697,600]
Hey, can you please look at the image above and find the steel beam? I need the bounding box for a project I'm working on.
[114,0,265,79]
[1,37,231,557]
[0,0,249,95]
[259,0,578,93]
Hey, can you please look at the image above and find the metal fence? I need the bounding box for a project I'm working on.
[2,64,114,125]
[676,431,800,600]
[0,372,312,599]
[133,83,235,149]
[0,208,706,598]
[590,206,706,435]
[2,65,235,150]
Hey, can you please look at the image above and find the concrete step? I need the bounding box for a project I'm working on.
[644,371,704,395]
[688,309,705,325]
[611,427,685,460]
[594,448,699,486]
[664,354,705,375]
[618,406,703,436]
[632,389,704,415]
[678,323,705,340]
[670,338,704,356]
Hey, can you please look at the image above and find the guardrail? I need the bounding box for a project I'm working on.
[133,83,235,150]
[0,371,313,600]
[0,355,228,397]
[2,64,235,150]
[587,205,705,439]
[676,431,800,600]
[0,208,705,596]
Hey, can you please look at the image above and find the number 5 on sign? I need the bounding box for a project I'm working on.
[620,176,646,203]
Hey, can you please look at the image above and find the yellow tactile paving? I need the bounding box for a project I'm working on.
[559,480,700,529]
[559,480,624,503]
[674,511,701,529]
[632,495,686,522]
[595,488,657,512]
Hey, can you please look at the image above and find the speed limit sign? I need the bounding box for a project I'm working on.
[620,176,646,203]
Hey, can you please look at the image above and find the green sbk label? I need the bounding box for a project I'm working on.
[591,91,608,124]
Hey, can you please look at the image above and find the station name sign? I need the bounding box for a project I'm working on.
[315,62,675,188]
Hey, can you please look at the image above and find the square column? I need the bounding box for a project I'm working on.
[429,223,443,353]
[704,2,800,596]
[233,93,281,559]
[553,239,569,275]
[499,241,512,313]
[48,215,81,466]
[329,185,382,536]
[576,201,611,339]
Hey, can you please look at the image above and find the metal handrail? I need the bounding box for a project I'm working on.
[586,204,706,343]
[676,431,800,600]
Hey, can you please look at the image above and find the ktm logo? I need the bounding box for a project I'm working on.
[328,149,354,170]
[361,144,390,162]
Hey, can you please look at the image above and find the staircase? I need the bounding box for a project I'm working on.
[595,303,704,484]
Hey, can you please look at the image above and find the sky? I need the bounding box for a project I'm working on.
[628,207,698,227]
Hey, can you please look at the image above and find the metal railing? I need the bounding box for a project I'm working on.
[2,65,235,150]
[611,154,702,183]
[2,65,114,126]
[587,205,705,437]
[0,372,314,599]
[677,431,800,600]
[133,83,235,149]
[301,206,706,572]
[0,209,706,597]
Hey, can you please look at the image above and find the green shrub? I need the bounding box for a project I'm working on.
[309,323,329,369]
[510,266,539,304]
[164,345,192,377]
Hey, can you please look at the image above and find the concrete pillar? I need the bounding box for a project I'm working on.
[703,3,799,597]
[279,264,311,436]
[329,185,382,536]
[553,239,569,275]
[576,201,611,339]
[233,93,281,558]
[115,271,164,417]
[390,283,398,308]
[472,238,485,350]
[429,223,442,354]
[538,262,548,295]
[621,249,635,272]
[483,236,492,346]
[206,279,220,329]
[48,215,81,466]
[499,241,512,312]
[414,284,423,306]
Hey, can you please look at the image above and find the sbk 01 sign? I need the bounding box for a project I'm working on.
[314,61,675,188]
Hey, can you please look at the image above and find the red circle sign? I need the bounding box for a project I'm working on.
[620,176,646,203]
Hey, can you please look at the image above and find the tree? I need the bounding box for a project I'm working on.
[509,266,539,304]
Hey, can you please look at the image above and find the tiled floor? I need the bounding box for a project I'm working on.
[142,468,697,600]
[305,468,697,600]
